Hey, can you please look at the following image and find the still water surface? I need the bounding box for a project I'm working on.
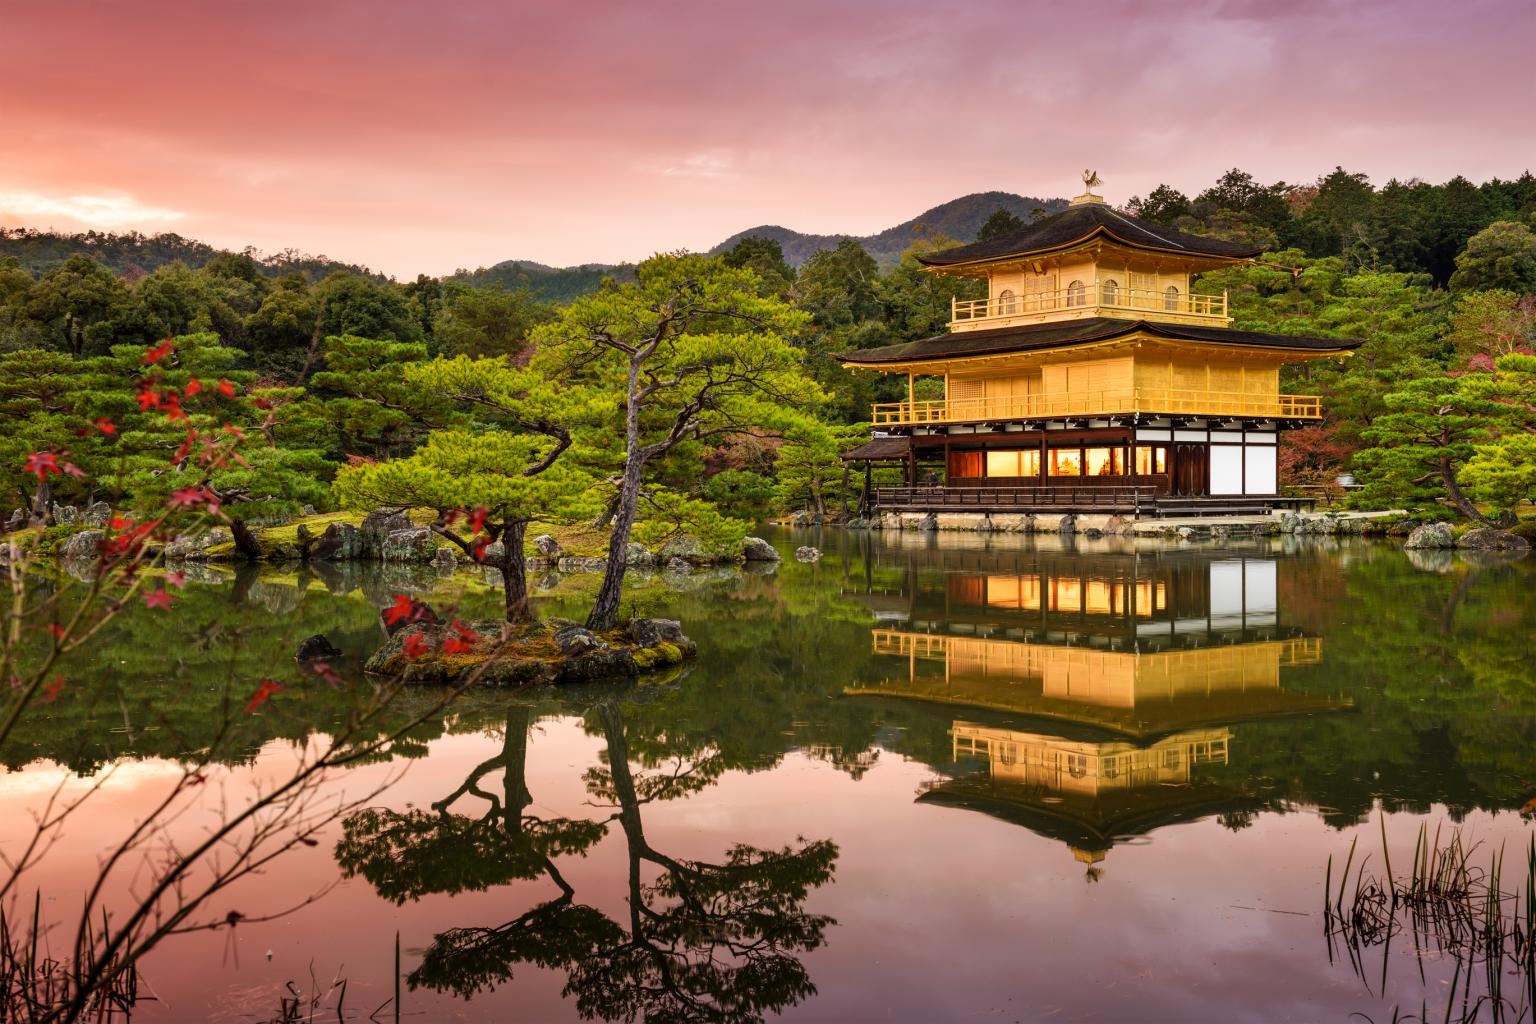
[5,528,1535,1022]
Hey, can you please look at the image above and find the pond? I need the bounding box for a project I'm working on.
[4,528,1535,1022]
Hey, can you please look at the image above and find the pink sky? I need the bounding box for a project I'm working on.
[3,0,1530,278]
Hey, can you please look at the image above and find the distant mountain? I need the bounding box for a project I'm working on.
[710,191,1068,267]
[460,191,1069,302]
[0,226,378,282]
[3,190,1069,300]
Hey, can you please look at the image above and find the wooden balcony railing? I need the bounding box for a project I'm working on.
[952,286,1228,326]
[871,388,1321,425]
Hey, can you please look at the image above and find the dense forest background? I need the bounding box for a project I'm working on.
[3,166,1534,520]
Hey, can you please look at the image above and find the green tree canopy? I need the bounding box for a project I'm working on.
[1449,221,1536,293]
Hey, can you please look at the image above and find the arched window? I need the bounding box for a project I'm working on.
[1066,280,1086,307]
[1100,279,1121,306]
[996,288,1018,315]
[1163,285,1180,311]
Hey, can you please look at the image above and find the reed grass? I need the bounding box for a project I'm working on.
[1325,822,1536,1024]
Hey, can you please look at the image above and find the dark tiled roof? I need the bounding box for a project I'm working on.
[841,435,911,461]
[917,203,1264,266]
[838,317,1361,366]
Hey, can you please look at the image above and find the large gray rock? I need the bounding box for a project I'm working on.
[533,534,564,559]
[917,512,938,533]
[1456,527,1530,551]
[59,530,103,560]
[794,545,822,563]
[1403,522,1455,550]
[663,556,694,573]
[50,504,78,526]
[311,521,365,561]
[83,502,111,528]
[1057,514,1077,536]
[625,542,657,567]
[380,527,435,563]
[164,528,232,560]
[741,536,780,562]
[431,546,459,570]
[553,624,607,656]
[630,617,687,647]
[266,541,303,563]
[361,509,411,553]
[658,534,712,564]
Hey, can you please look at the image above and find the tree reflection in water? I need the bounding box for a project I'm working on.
[335,700,838,1022]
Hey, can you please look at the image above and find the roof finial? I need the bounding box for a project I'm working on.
[1071,169,1106,206]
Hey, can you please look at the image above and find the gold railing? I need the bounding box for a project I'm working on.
[952,286,1228,325]
[870,388,1321,425]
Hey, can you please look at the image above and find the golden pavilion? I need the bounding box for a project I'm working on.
[840,173,1360,515]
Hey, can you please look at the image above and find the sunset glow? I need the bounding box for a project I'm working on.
[4,0,1532,275]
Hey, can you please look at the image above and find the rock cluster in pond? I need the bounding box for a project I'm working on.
[363,614,696,687]
[1403,522,1456,550]
[1455,527,1530,550]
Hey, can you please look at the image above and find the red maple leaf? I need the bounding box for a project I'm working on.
[61,462,85,479]
[163,394,186,422]
[470,536,493,563]
[402,633,432,660]
[468,506,489,534]
[382,594,417,626]
[168,486,213,509]
[184,378,202,397]
[440,619,478,654]
[136,387,162,412]
[141,339,175,365]
[47,623,67,640]
[95,418,117,435]
[165,570,187,589]
[24,452,60,480]
[216,379,236,398]
[109,516,135,530]
[143,589,175,611]
[244,679,284,714]
[39,676,66,703]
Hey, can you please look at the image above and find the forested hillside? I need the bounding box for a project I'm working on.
[0,226,377,282]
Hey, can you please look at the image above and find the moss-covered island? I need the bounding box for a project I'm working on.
[363,614,698,687]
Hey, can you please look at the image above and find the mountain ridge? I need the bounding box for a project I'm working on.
[459,190,1066,300]
[3,190,1070,303]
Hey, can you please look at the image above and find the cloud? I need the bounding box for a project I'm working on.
[0,190,185,229]
[651,152,736,179]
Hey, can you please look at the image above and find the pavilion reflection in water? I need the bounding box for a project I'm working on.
[847,550,1346,864]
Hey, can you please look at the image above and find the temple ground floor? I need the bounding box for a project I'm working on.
[843,416,1312,516]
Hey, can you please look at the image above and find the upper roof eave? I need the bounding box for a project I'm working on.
[915,203,1266,268]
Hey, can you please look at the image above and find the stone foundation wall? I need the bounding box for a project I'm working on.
[850,509,1411,538]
